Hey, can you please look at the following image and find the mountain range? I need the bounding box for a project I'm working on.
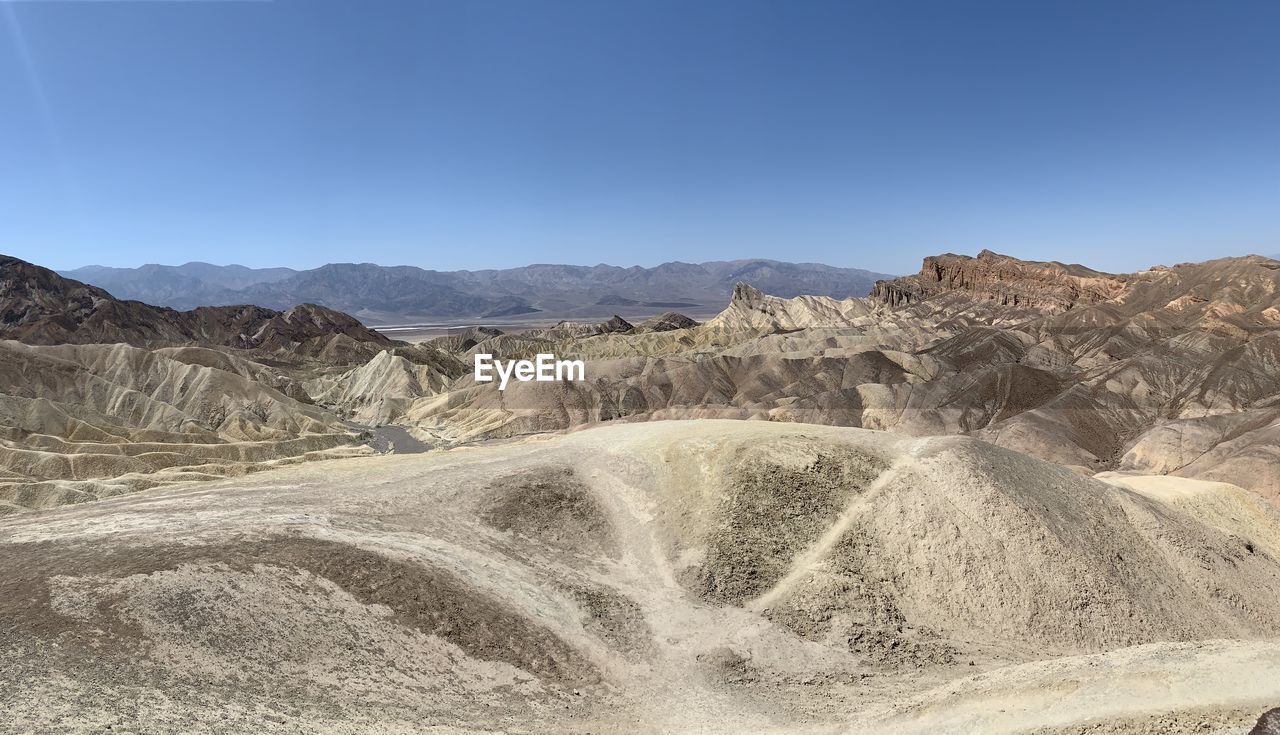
[59,259,893,324]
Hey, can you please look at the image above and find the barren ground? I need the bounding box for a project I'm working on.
[2,421,1278,733]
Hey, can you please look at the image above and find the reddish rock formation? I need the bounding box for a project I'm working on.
[874,249,1128,311]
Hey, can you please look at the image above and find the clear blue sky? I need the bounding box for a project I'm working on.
[2,0,1277,275]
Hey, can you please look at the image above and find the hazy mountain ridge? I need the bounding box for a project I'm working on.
[61,258,893,322]
[59,262,298,310]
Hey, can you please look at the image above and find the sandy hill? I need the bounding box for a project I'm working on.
[2,420,1277,733]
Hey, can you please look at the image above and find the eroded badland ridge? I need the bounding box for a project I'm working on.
[316,249,1280,505]
[3,249,1280,733]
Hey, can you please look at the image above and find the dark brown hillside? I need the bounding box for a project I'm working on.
[0,255,394,358]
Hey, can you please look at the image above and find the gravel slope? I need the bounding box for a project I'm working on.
[2,420,1278,733]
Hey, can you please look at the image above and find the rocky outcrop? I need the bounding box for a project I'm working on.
[241,303,396,353]
[423,326,504,353]
[704,282,874,333]
[1,255,199,346]
[873,249,1128,311]
[309,349,455,423]
[1251,708,1280,735]
[525,315,635,340]
[638,312,699,332]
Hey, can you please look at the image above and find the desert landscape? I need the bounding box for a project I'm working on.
[3,250,1280,733]
[4,0,1278,731]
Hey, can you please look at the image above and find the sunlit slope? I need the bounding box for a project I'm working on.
[3,420,1278,733]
